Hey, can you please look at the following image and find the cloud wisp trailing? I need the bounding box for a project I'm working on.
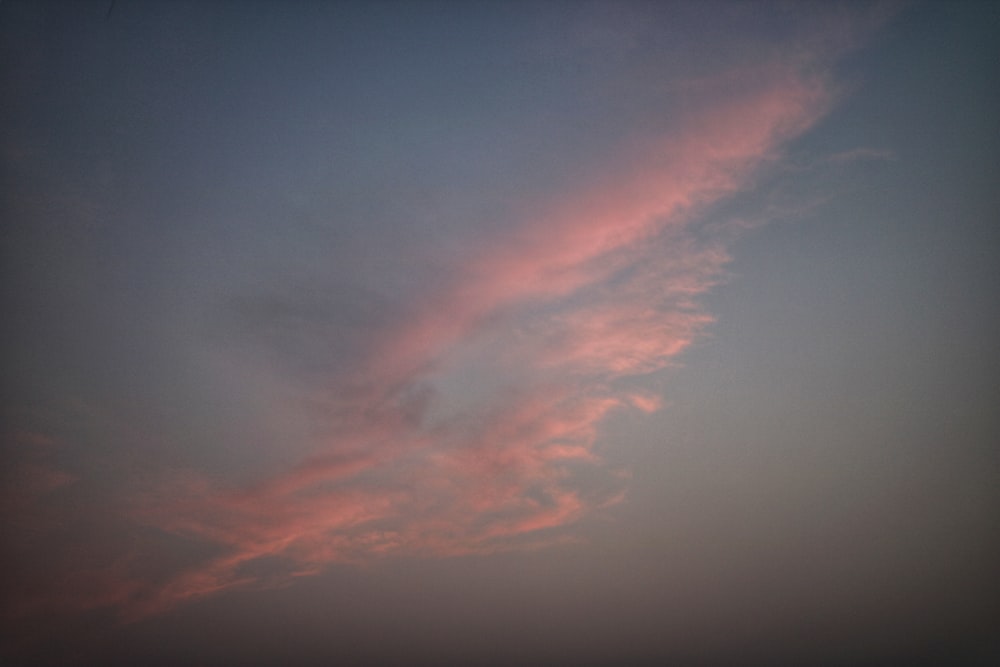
[112,58,841,620]
[1,5,890,627]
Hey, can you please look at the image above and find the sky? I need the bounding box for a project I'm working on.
[1,1,998,665]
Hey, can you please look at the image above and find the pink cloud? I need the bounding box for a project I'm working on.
[73,53,843,621]
[363,72,830,388]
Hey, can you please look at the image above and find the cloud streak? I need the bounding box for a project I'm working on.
[96,56,844,619]
[0,9,877,625]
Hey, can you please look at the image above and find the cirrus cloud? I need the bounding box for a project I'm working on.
[111,55,844,620]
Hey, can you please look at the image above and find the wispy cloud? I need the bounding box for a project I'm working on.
[0,6,886,625]
[99,55,845,619]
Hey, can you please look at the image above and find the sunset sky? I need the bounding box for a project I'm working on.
[2,1,998,665]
